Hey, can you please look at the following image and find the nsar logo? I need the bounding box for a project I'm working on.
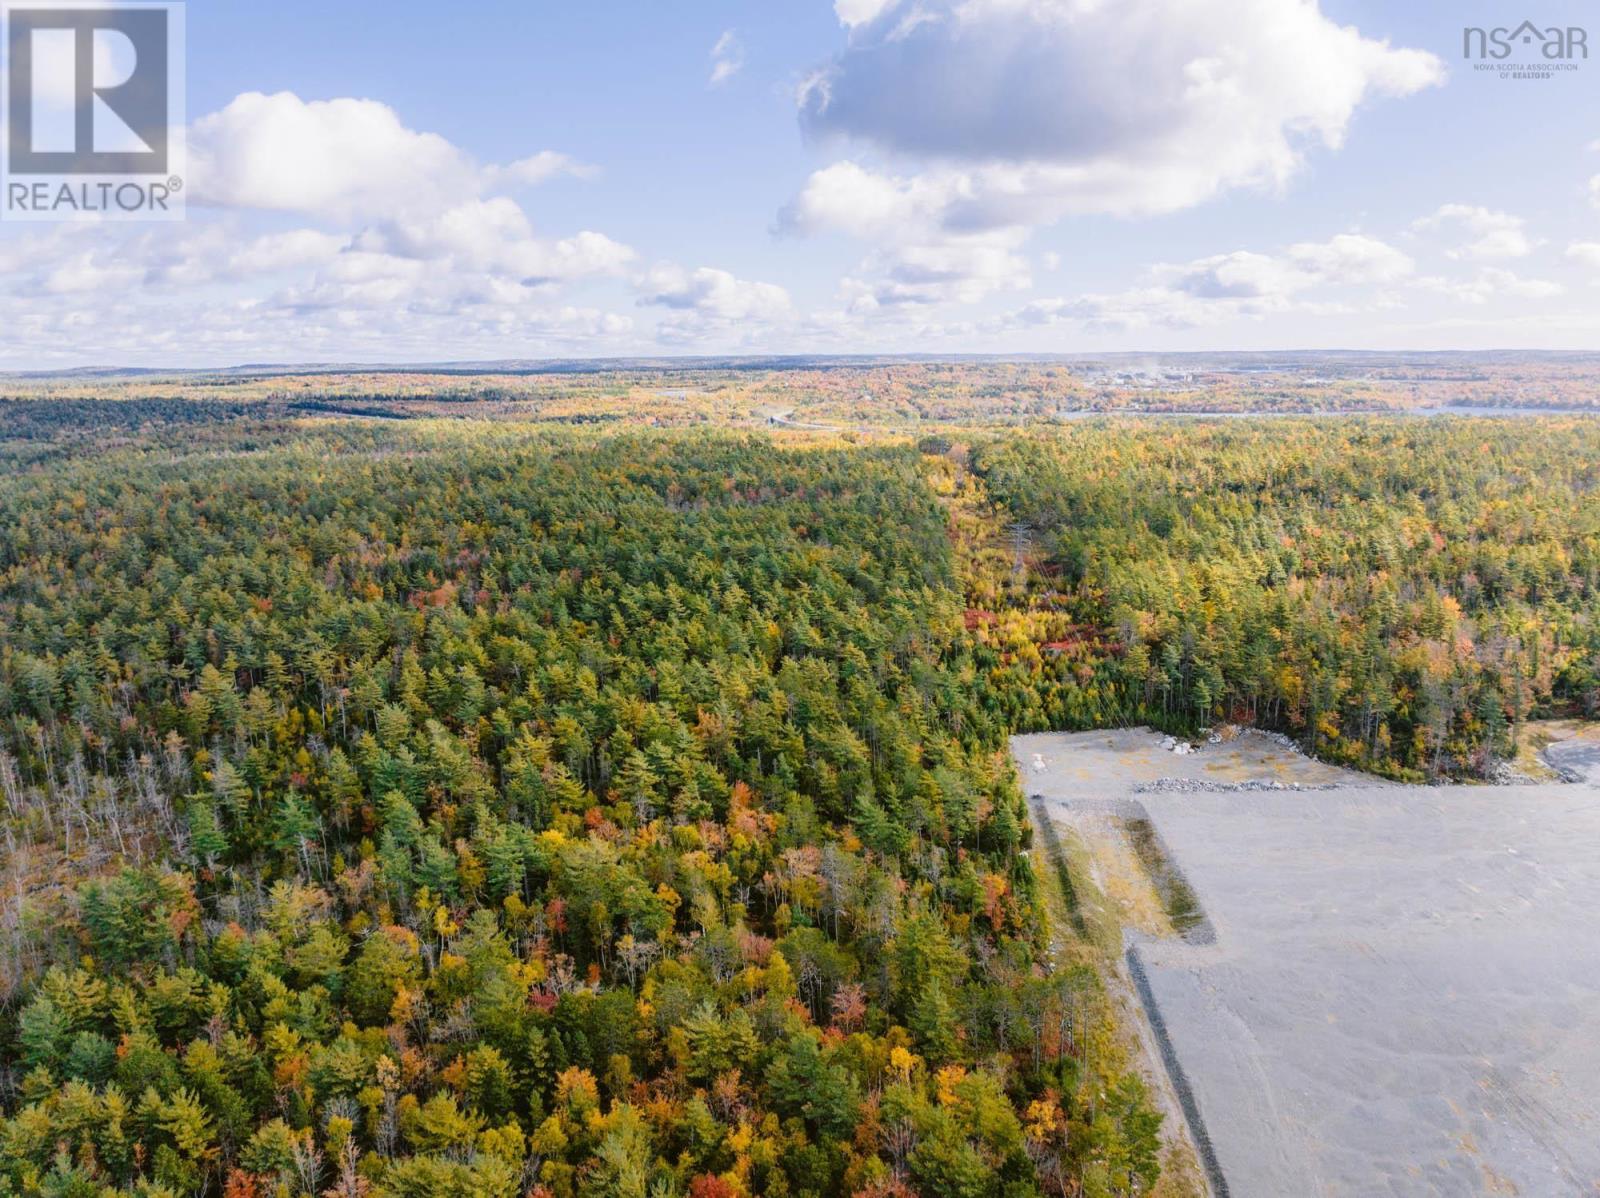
[1463,20,1587,60]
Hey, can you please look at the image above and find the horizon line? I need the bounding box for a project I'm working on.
[5,346,1600,378]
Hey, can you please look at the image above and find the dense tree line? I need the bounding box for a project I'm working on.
[967,419,1600,779]
[0,425,1162,1198]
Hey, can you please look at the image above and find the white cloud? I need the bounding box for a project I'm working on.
[833,0,899,29]
[1411,204,1536,260]
[1566,241,1600,271]
[630,262,793,345]
[639,263,791,321]
[1165,250,1305,300]
[796,0,1442,225]
[484,151,596,189]
[0,195,631,323]
[1153,233,1410,304]
[635,262,795,346]
[991,232,1414,334]
[847,233,1031,308]
[0,285,639,368]
[356,198,633,283]
[787,2,1438,315]
[0,88,661,364]
[710,31,745,86]
[191,92,476,219]
[39,250,143,296]
[993,233,1559,339]
[220,229,350,277]
[779,162,1034,308]
[191,92,592,221]
[0,223,350,296]
[787,169,1413,316]
[780,160,936,238]
[1417,268,1563,305]
[1285,233,1415,284]
[995,286,1245,335]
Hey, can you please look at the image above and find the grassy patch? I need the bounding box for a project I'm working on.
[1029,812,1209,1198]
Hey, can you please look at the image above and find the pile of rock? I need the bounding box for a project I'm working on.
[1487,759,1580,785]
[1134,777,1339,794]
[1256,730,1304,755]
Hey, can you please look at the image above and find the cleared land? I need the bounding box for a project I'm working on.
[1017,729,1600,1197]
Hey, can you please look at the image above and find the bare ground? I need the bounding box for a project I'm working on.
[1015,727,1600,1197]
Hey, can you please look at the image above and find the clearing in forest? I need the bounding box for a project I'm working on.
[1018,727,1600,1197]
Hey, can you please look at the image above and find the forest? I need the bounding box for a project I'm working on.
[0,392,1596,1197]
[960,419,1600,779]
[0,421,1163,1198]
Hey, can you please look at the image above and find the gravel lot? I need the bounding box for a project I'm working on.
[1545,737,1600,784]
[1018,729,1600,1197]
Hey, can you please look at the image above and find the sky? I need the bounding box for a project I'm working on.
[2,0,1599,366]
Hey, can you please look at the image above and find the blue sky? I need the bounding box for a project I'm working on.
[3,0,1599,365]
